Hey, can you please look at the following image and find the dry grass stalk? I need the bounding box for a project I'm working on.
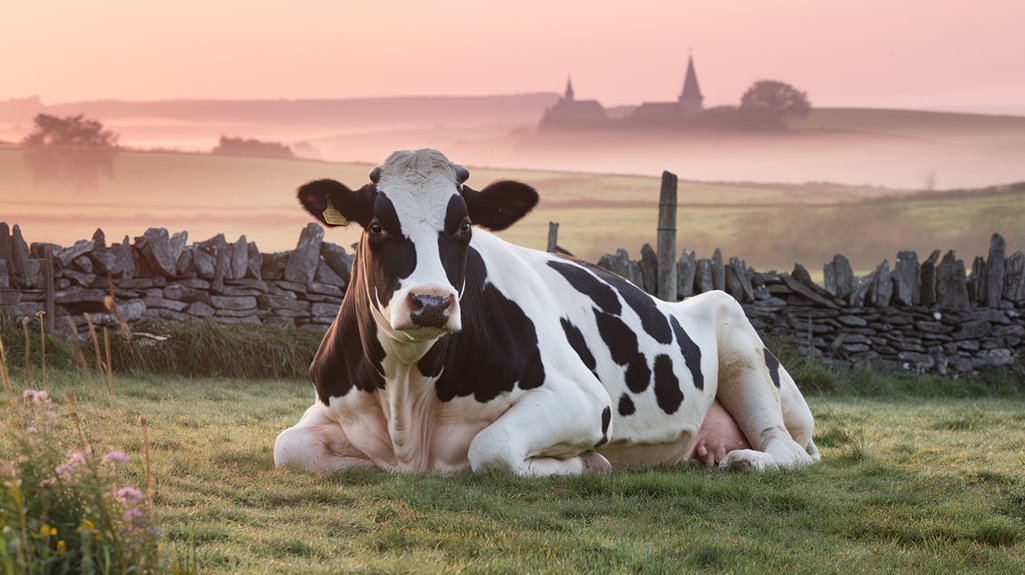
[21,317,34,386]
[0,330,11,398]
[35,311,48,392]
[139,413,156,513]
[103,326,114,395]
[84,313,103,371]
[66,316,88,369]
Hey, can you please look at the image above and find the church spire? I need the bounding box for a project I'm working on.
[679,54,703,113]
[564,76,575,102]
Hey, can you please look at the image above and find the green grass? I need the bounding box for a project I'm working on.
[3,367,1025,574]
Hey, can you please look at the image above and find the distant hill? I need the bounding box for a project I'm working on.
[0,93,560,127]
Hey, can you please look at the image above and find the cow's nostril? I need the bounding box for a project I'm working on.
[408,294,452,328]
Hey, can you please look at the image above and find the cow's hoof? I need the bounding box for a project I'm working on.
[580,451,613,475]
[719,449,769,472]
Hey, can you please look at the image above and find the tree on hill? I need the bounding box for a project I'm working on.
[740,80,811,126]
[21,113,120,188]
[211,136,293,159]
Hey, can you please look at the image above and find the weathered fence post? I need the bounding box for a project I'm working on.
[547,221,559,253]
[44,246,55,333]
[656,171,678,301]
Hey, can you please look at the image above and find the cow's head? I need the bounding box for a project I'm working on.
[297,149,537,342]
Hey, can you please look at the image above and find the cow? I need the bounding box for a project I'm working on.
[274,149,819,476]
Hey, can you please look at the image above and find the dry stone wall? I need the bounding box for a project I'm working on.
[2,221,1022,374]
[0,222,351,331]
[598,233,1024,374]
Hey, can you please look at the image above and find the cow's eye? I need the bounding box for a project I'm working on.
[369,222,383,235]
[459,222,471,233]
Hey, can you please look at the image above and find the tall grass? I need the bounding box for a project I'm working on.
[0,313,321,381]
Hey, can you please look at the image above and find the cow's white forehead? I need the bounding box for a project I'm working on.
[376,149,460,231]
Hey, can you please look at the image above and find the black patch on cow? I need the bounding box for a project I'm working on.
[561,318,598,378]
[438,194,472,291]
[670,316,704,391]
[596,406,612,447]
[625,353,651,393]
[547,260,622,315]
[418,248,545,403]
[618,394,636,416]
[309,249,388,405]
[593,309,638,366]
[589,266,672,344]
[365,194,416,307]
[652,354,684,414]
[764,348,781,388]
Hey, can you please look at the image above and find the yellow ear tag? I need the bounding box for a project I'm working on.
[322,196,348,226]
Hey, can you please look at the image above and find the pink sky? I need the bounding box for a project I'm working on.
[3,0,1024,110]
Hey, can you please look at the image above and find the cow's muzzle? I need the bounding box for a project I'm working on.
[408,293,453,328]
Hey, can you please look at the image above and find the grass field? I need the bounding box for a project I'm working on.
[3,369,1025,574]
[2,148,1024,270]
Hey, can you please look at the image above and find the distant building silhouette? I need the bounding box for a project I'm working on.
[538,56,708,131]
[538,77,609,130]
[626,55,704,127]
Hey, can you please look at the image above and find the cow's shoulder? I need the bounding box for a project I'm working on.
[417,245,545,403]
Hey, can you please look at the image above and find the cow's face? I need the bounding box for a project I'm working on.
[297,149,537,342]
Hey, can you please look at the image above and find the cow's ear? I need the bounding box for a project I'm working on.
[461,180,538,231]
[297,180,376,228]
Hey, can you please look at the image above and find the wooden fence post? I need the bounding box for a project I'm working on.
[44,246,56,333]
[547,222,559,253]
[656,171,678,301]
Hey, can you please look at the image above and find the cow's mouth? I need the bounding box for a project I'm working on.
[392,324,459,342]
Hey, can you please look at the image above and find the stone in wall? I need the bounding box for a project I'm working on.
[92,228,106,250]
[676,250,696,299]
[970,256,986,306]
[986,233,1006,308]
[639,243,657,295]
[57,239,94,268]
[1006,251,1025,304]
[229,236,249,280]
[284,223,324,284]
[261,252,288,281]
[711,248,725,291]
[823,254,854,300]
[919,249,940,307]
[867,260,893,308]
[936,250,970,310]
[725,257,754,303]
[0,222,10,261]
[321,243,352,285]
[893,251,919,307]
[10,224,29,288]
[247,242,262,281]
[695,259,713,294]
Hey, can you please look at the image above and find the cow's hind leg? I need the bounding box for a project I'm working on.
[707,293,815,471]
[274,403,374,473]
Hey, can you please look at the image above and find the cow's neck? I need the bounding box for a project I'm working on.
[376,340,438,471]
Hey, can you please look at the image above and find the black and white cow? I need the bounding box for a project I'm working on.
[274,149,819,475]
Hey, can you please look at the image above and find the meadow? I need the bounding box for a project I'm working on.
[2,323,1024,574]
[2,148,1023,272]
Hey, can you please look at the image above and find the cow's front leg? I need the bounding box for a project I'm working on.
[274,403,374,472]
[468,385,612,476]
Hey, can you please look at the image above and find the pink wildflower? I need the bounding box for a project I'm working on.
[102,451,130,465]
[116,486,146,504]
[55,451,86,476]
[21,389,49,405]
[122,507,144,524]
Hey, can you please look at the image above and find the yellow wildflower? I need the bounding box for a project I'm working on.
[56,540,66,553]
[39,523,51,537]
[50,527,57,536]
[94,534,103,542]
[80,519,95,531]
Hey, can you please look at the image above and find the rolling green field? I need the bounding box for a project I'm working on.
[3,369,1025,574]
[2,147,1023,270]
